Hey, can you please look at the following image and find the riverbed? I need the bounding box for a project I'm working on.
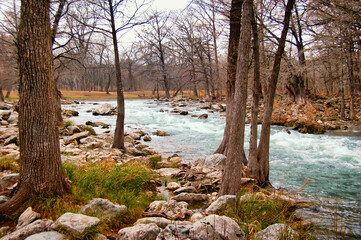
[65,99,361,239]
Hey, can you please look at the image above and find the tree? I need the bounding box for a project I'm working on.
[0,0,69,214]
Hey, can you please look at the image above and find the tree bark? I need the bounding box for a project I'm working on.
[249,0,295,186]
[219,0,252,196]
[248,4,261,171]
[214,0,243,155]
[0,0,69,215]
[109,0,125,149]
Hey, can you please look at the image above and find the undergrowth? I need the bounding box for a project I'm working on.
[30,161,156,238]
[0,156,19,172]
[220,189,316,240]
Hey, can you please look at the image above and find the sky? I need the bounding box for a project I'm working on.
[152,0,191,11]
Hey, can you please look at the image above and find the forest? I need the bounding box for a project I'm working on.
[0,0,360,239]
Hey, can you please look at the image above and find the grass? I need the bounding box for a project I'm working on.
[62,120,74,128]
[219,189,316,240]
[29,161,156,238]
[0,156,19,172]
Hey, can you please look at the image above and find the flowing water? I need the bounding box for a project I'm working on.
[65,99,361,239]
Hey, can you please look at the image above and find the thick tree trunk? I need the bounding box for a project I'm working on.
[219,0,252,196]
[348,41,356,120]
[0,0,69,214]
[109,0,125,149]
[0,88,4,102]
[214,0,243,155]
[250,0,295,186]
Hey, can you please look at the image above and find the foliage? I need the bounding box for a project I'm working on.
[62,120,74,128]
[148,155,161,169]
[0,156,19,172]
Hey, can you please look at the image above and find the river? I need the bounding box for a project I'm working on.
[65,99,361,239]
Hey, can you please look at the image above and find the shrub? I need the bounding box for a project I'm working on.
[0,156,19,172]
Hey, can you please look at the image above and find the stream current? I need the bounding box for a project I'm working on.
[65,99,361,239]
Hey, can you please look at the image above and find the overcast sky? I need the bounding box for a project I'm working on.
[152,0,191,10]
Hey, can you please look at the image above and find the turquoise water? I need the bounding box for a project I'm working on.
[66,99,361,238]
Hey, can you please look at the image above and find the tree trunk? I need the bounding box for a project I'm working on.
[347,40,356,120]
[0,88,4,102]
[109,0,125,149]
[340,63,345,119]
[250,0,295,186]
[0,0,69,214]
[214,0,243,155]
[219,0,252,196]
[248,4,261,171]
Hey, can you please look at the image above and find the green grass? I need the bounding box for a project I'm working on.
[30,161,156,237]
[0,156,19,172]
[62,120,74,128]
[220,190,316,240]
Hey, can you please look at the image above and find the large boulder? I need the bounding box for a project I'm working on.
[255,223,298,240]
[156,224,192,240]
[16,207,40,230]
[205,195,236,215]
[189,215,246,240]
[117,223,160,240]
[25,231,67,240]
[198,154,226,169]
[92,103,116,115]
[152,130,170,136]
[0,219,53,240]
[147,200,189,219]
[52,212,100,235]
[7,112,18,124]
[80,198,127,219]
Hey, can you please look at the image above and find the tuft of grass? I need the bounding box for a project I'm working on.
[62,120,74,128]
[84,126,96,135]
[148,155,161,169]
[220,190,315,239]
[30,161,156,237]
[0,156,19,172]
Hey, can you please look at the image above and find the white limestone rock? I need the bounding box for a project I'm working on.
[53,212,99,235]
[117,223,160,240]
[16,207,40,230]
[205,195,236,215]
[80,198,127,219]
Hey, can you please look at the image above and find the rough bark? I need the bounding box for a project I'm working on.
[214,0,243,155]
[0,88,4,102]
[249,0,295,186]
[347,40,356,120]
[219,0,252,196]
[109,0,125,149]
[248,4,261,171]
[0,0,69,215]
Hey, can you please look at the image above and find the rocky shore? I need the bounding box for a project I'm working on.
[0,100,320,239]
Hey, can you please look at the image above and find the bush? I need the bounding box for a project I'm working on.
[0,156,19,172]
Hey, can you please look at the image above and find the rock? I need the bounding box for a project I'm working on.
[179,111,188,115]
[200,104,210,109]
[0,173,19,191]
[171,193,209,204]
[126,147,143,156]
[152,130,170,136]
[0,195,10,204]
[143,134,152,141]
[62,109,79,117]
[117,223,160,240]
[25,231,67,240]
[67,125,81,135]
[166,182,181,191]
[205,195,236,215]
[198,154,226,169]
[7,112,18,124]
[0,226,9,235]
[80,198,127,219]
[0,219,53,240]
[174,186,197,195]
[0,103,11,110]
[126,132,142,140]
[53,212,100,235]
[92,103,116,115]
[156,224,192,240]
[142,147,158,156]
[17,207,40,230]
[167,156,183,165]
[147,200,189,219]
[198,114,208,119]
[135,218,191,229]
[155,168,181,178]
[190,215,246,240]
[64,131,89,145]
[4,135,18,146]
[255,223,298,240]
[190,212,204,223]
